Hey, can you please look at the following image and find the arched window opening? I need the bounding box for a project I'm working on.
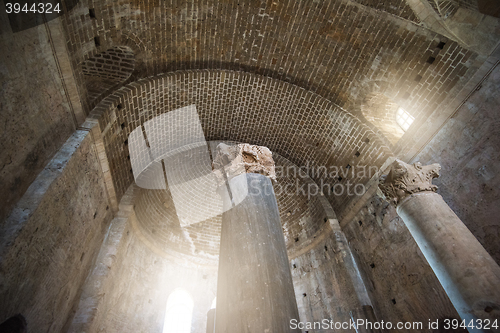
[396,107,415,132]
[361,93,406,145]
[162,289,194,333]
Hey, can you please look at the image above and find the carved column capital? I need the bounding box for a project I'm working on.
[212,143,276,186]
[378,159,441,206]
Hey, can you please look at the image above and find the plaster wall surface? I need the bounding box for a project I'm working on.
[412,63,500,265]
[0,131,112,332]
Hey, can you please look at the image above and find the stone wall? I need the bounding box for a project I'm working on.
[289,185,467,332]
[0,131,112,332]
[412,63,500,265]
[291,228,369,331]
[0,15,81,223]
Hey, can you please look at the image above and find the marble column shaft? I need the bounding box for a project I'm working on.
[380,160,500,332]
[213,143,300,333]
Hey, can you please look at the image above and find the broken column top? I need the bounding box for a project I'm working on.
[378,159,441,206]
[212,143,276,185]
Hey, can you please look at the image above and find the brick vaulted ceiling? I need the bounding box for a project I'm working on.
[59,0,495,224]
[63,0,481,119]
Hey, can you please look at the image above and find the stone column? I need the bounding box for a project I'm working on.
[379,160,500,331]
[212,143,300,333]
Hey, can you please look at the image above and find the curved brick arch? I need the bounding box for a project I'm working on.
[82,46,136,103]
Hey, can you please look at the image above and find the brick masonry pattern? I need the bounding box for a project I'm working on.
[60,0,479,129]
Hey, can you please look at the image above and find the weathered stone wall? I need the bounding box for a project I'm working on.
[0,14,83,223]
[291,228,368,331]
[0,131,112,332]
[288,183,466,332]
[412,63,500,265]
[342,195,465,332]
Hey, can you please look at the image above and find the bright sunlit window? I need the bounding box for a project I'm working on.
[162,289,194,333]
[396,107,414,131]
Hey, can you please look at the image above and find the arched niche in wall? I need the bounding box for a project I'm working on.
[81,46,135,103]
[361,93,414,145]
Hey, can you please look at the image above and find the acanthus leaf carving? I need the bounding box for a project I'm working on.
[212,143,276,187]
[379,159,441,206]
